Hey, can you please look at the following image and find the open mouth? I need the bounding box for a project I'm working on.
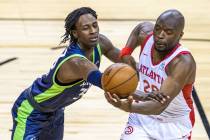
[90,37,98,42]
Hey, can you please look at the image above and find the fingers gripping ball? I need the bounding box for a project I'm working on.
[102,63,138,98]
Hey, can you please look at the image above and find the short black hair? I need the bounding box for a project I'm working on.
[60,7,97,44]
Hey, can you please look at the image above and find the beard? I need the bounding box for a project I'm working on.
[154,42,169,52]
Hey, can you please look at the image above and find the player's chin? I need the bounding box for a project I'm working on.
[88,41,98,47]
[154,45,167,52]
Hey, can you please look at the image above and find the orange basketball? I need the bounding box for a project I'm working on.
[102,63,138,98]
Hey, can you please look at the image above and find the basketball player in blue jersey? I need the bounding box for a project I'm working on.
[11,7,137,140]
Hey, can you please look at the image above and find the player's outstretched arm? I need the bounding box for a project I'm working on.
[124,22,154,51]
[56,57,103,88]
[99,34,133,64]
[132,90,170,104]
[120,22,154,56]
[104,92,134,112]
[98,34,136,69]
[105,54,196,115]
[119,22,154,69]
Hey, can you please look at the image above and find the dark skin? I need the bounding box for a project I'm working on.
[56,14,133,85]
[105,10,196,115]
[57,13,171,103]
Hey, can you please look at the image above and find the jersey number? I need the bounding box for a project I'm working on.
[143,79,158,93]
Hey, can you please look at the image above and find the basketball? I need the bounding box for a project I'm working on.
[102,63,138,98]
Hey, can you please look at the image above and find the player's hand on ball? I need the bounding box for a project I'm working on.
[104,92,133,112]
[149,91,170,104]
[133,90,170,104]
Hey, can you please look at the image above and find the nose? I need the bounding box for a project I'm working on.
[90,26,97,34]
[157,30,165,39]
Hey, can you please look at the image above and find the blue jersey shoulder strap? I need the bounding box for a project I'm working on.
[27,43,102,111]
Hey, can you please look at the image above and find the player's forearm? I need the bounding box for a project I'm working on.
[130,101,166,115]
[125,28,140,50]
[86,70,102,89]
[125,40,139,51]
[105,47,122,63]
[132,90,146,101]
[125,22,153,49]
[111,49,122,63]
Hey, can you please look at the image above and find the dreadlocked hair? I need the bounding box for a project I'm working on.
[60,7,97,44]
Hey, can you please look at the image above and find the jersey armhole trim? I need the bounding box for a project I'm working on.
[165,51,191,74]
[53,54,87,87]
[140,33,153,55]
[97,44,102,62]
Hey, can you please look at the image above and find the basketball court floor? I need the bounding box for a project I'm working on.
[0,1,210,140]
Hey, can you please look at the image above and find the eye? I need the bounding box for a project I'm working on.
[154,25,161,31]
[93,22,98,28]
[82,25,89,30]
[165,29,173,35]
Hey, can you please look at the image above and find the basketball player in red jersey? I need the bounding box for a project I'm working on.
[105,9,196,140]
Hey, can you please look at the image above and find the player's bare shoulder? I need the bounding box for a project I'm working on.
[171,53,196,70]
[167,53,196,83]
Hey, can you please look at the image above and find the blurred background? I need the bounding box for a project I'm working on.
[0,0,209,139]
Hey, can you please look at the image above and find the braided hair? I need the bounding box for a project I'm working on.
[60,7,97,44]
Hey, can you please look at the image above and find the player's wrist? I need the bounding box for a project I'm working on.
[119,46,134,58]
[129,101,137,113]
[87,70,102,89]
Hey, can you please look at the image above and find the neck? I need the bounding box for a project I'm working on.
[156,49,170,59]
[77,42,95,52]
[152,43,179,63]
[77,43,94,61]
[152,47,172,64]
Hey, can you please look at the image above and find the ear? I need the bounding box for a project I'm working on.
[180,31,184,38]
[72,30,78,39]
